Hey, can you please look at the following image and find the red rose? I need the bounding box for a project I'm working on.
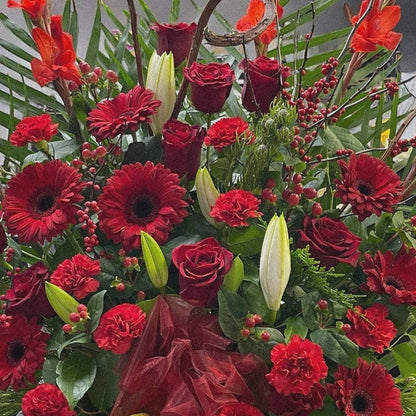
[162,119,205,180]
[205,117,255,151]
[266,334,328,396]
[183,62,235,114]
[298,216,361,269]
[5,262,55,318]
[172,237,234,307]
[22,384,75,416]
[239,56,290,113]
[210,189,262,227]
[151,21,197,67]
[93,303,146,354]
[9,114,58,147]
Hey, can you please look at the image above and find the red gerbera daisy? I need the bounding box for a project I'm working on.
[360,247,416,305]
[210,189,262,227]
[98,161,188,251]
[334,153,402,221]
[327,358,403,416]
[3,160,85,244]
[22,383,76,416]
[266,334,328,396]
[87,85,161,142]
[205,117,255,151]
[216,402,263,416]
[51,253,101,300]
[345,304,397,353]
[0,313,50,391]
[93,303,146,354]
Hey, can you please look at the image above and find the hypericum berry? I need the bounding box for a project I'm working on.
[137,290,146,300]
[245,317,256,328]
[265,178,276,189]
[77,304,88,313]
[287,193,300,206]
[311,202,323,217]
[79,310,88,319]
[253,314,262,324]
[79,61,91,74]
[115,283,126,292]
[241,328,250,338]
[303,187,317,199]
[69,312,80,323]
[63,324,72,333]
[292,173,302,184]
[261,188,277,203]
[261,331,271,342]
[341,323,351,334]
[318,299,328,310]
[411,216,416,227]
[106,70,118,83]
[293,183,304,195]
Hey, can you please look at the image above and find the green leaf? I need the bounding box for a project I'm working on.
[88,351,119,411]
[301,291,320,330]
[42,356,59,384]
[169,0,180,22]
[87,290,107,332]
[49,138,79,160]
[56,351,97,409]
[310,328,358,368]
[241,281,276,325]
[321,125,364,155]
[284,316,308,343]
[85,0,102,66]
[228,225,265,256]
[392,343,416,377]
[218,287,250,340]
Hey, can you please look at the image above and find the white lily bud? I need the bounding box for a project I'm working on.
[195,167,220,225]
[259,214,291,313]
[145,51,176,135]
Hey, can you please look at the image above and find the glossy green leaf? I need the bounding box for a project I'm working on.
[87,290,107,333]
[85,0,102,66]
[392,343,416,377]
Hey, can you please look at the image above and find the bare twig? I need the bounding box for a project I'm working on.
[127,0,144,86]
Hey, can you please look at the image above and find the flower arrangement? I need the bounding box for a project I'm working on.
[1,0,416,415]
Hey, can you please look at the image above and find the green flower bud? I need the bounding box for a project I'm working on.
[45,281,79,325]
[195,167,220,226]
[141,231,168,289]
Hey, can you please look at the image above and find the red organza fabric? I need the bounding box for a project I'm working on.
[110,296,268,416]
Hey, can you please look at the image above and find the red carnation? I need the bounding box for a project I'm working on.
[217,402,263,416]
[5,262,55,318]
[0,314,50,390]
[9,114,58,147]
[87,85,161,142]
[334,153,402,221]
[210,189,262,227]
[205,117,255,151]
[98,161,188,251]
[51,253,101,300]
[93,303,146,354]
[266,334,328,396]
[22,383,75,416]
[327,358,403,416]
[3,160,86,244]
[345,304,397,353]
[361,247,416,305]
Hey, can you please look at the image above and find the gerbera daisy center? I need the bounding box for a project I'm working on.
[356,180,374,196]
[7,341,25,364]
[33,190,57,216]
[383,275,404,290]
[127,195,160,225]
[350,389,374,415]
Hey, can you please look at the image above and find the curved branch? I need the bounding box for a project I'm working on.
[204,0,276,46]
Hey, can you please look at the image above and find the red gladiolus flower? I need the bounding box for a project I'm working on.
[22,383,76,416]
[0,314,50,390]
[361,247,416,305]
[216,402,263,416]
[87,85,161,142]
[93,303,146,355]
[98,161,188,251]
[236,0,284,46]
[9,114,58,147]
[345,304,397,353]
[334,153,402,221]
[350,0,402,53]
[210,189,262,227]
[51,253,101,300]
[7,0,47,23]
[205,117,255,151]
[3,160,86,244]
[162,119,205,180]
[151,21,197,67]
[5,262,55,318]
[31,15,81,87]
[172,237,234,308]
[183,62,235,114]
[327,358,403,416]
[268,382,326,416]
[266,334,328,396]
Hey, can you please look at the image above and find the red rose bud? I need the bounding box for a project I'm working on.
[151,21,197,67]
[183,62,235,114]
[239,56,291,114]
[162,119,205,180]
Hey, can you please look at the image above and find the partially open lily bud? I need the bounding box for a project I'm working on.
[45,281,80,325]
[195,167,220,226]
[259,214,291,314]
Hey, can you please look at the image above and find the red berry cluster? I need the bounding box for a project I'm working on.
[385,80,399,97]
[368,86,381,101]
[335,148,353,157]
[5,247,14,263]
[63,304,89,334]
[240,314,270,341]
[77,200,100,253]
[281,173,318,207]
[0,313,12,328]
[390,137,416,156]
[261,178,277,203]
